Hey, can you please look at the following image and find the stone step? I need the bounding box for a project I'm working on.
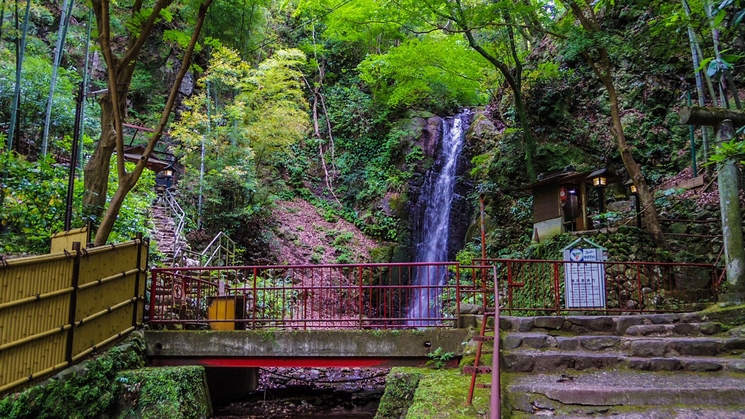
[500,333,745,357]
[501,350,745,373]
[504,370,745,418]
[498,314,723,336]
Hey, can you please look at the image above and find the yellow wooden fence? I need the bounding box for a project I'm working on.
[0,237,148,394]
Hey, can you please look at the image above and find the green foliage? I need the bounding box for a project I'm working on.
[107,160,157,244]
[404,368,490,418]
[171,46,309,253]
[116,367,210,419]
[707,138,745,166]
[1,154,72,253]
[0,54,77,143]
[0,334,146,419]
[203,0,269,59]
[358,35,491,113]
[237,276,298,320]
[375,369,423,419]
[426,347,455,369]
[0,153,154,254]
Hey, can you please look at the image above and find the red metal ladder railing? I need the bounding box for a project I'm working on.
[464,265,501,418]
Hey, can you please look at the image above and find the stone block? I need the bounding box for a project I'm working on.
[565,316,593,328]
[513,317,535,332]
[556,337,580,351]
[629,340,667,357]
[522,334,550,349]
[681,360,723,372]
[672,322,698,336]
[499,317,513,331]
[616,316,645,334]
[646,358,682,371]
[723,338,745,352]
[501,352,534,372]
[533,354,574,372]
[679,312,704,323]
[669,339,720,356]
[729,362,745,373]
[589,317,615,332]
[501,335,523,350]
[699,322,723,335]
[625,324,672,336]
[579,336,620,351]
[573,355,621,370]
[534,317,564,330]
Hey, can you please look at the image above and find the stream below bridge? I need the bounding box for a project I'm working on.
[211,367,387,419]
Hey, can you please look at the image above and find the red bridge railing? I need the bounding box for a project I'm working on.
[147,260,720,329]
[148,263,460,330]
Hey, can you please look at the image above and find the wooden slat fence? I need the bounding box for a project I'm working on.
[0,237,148,394]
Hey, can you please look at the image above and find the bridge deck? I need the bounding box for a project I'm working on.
[146,329,473,367]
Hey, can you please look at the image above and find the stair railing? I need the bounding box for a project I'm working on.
[158,188,236,268]
[162,189,187,266]
[198,231,236,267]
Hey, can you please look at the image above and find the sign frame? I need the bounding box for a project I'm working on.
[562,237,607,309]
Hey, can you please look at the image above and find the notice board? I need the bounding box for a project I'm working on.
[562,239,606,309]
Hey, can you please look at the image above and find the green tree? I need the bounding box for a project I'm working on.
[83,0,213,246]
[357,34,492,114]
[171,46,309,237]
[558,0,667,248]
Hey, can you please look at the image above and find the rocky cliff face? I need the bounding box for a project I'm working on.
[401,112,475,262]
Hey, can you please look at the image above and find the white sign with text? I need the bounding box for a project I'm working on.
[563,247,606,309]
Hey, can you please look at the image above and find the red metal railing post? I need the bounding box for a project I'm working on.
[358,266,364,328]
[149,269,158,322]
[455,263,461,328]
[553,261,561,314]
[252,267,258,329]
[507,261,514,314]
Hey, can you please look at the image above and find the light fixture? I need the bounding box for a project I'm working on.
[589,168,609,188]
[588,168,610,215]
[164,168,174,178]
[625,179,641,228]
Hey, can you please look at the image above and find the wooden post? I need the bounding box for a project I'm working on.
[679,107,745,302]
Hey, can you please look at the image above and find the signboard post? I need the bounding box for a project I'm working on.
[562,238,607,309]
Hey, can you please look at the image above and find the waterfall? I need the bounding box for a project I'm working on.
[407,110,470,326]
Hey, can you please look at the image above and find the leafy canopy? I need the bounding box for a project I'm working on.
[358,34,492,113]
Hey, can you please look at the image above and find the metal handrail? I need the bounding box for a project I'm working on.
[162,189,187,266]
[200,231,236,267]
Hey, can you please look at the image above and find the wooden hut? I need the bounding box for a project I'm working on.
[525,167,618,242]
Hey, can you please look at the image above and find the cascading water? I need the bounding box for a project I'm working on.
[407,110,470,326]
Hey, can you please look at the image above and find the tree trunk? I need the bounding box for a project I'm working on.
[600,68,667,248]
[82,96,118,218]
[462,28,536,180]
[562,0,667,248]
[92,0,212,245]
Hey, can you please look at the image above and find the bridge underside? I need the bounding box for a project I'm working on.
[145,329,473,368]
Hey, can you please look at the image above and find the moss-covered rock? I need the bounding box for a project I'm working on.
[0,332,212,419]
[112,367,212,419]
[374,368,422,419]
[0,332,147,419]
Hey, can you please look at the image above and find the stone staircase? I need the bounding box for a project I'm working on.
[499,313,745,374]
[150,187,188,267]
[466,309,745,418]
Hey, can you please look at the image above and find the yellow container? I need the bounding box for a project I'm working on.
[207,296,246,330]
